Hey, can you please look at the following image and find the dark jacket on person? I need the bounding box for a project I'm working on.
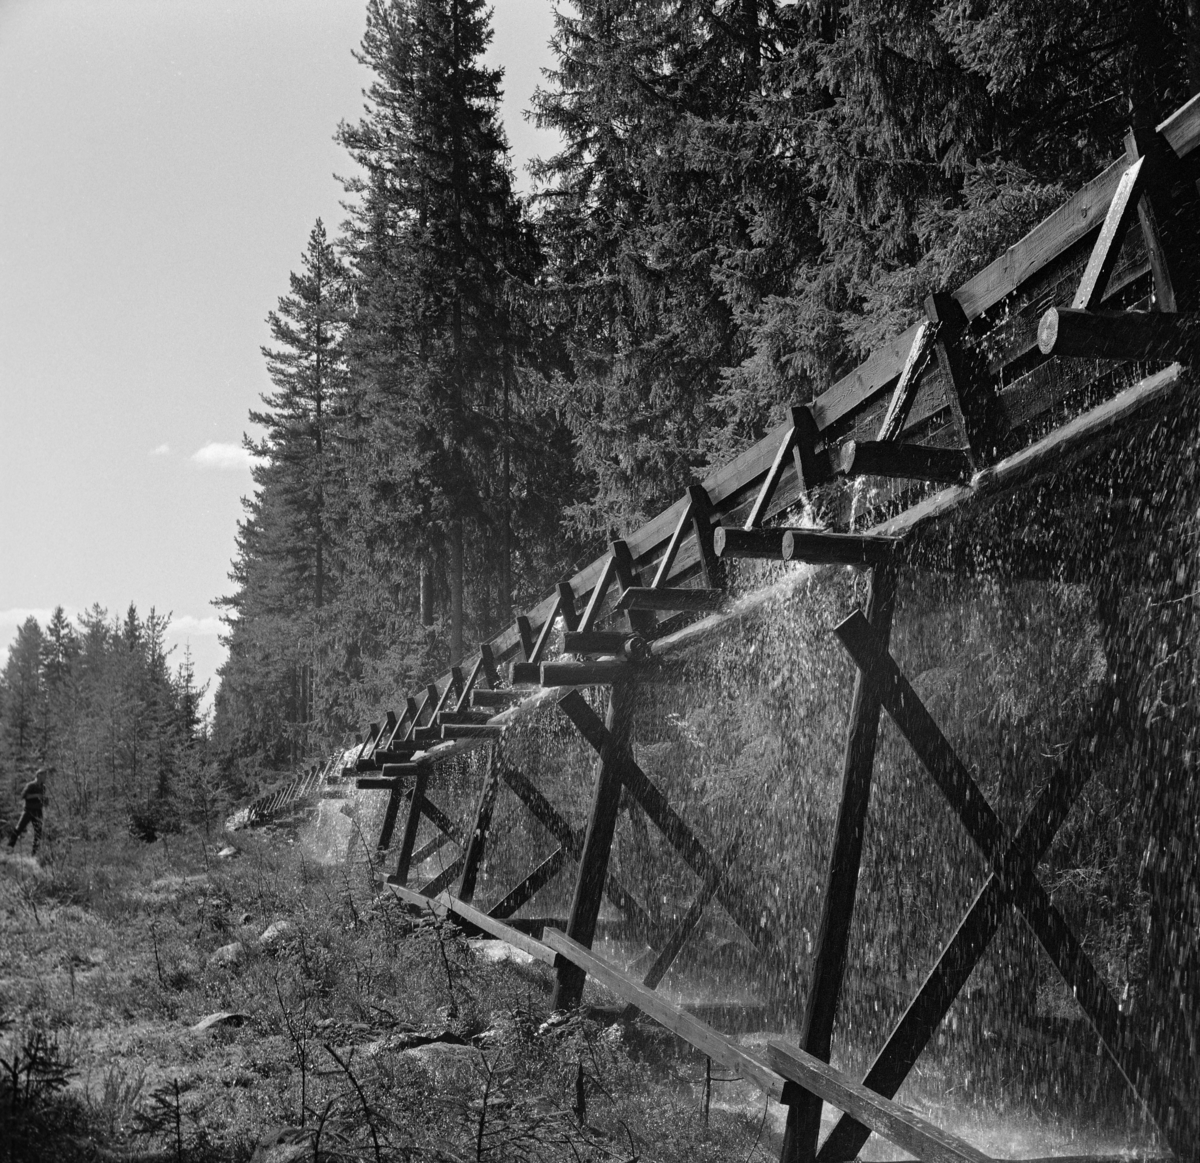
[19,778,44,814]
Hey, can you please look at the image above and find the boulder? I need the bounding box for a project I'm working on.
[192,1011,252,1032]
[259,920,298,951]
[207,941,246,969]
[217,846,239,860]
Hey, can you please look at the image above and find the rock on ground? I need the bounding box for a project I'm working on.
[259,919,298,950]
[191,1011,252,1032]
[207,941,246,969]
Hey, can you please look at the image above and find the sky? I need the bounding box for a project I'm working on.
[0,0,560,710]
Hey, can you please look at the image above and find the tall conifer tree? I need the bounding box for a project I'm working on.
[337,0,539,662]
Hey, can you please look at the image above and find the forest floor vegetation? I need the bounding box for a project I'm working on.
[0,824,777,1162]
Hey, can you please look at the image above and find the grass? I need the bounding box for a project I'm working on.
[0,824,778,1162]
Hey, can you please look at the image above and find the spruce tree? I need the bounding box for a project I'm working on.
[337,0,545,662]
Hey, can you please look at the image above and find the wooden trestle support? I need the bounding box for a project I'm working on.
[229,93,1200,1162]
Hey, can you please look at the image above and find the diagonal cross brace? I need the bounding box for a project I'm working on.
[497,763,652,930]
[556,689,768,951]
[816,688,1120,1162]
[835,610,1172,1140]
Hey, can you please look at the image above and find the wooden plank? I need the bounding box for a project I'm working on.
[784,564,897,1163]
[357,777,404,791]
[652,492,701,587]
[954,158,1127,319]
[1039,307,1200,361]
[389,881,556,965]
[810,323,926,433]
[837,441,973,484]
[454,654,488,713]
[1072,158,1144,310]
[768,1042,992,1163]
[1157,90,1200,158]
[552,679,639,1009]
[488,848,568,919]
[876,321,936,440]
[579,554,618,633]
[744,415,803,529]
[617,586,726,613]
[530,592,564,665]
[557,690,768,950]
[541,927,788,1103]
[457,748,502,903]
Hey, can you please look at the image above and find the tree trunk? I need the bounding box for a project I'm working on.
[419,558,434,627]
[449,520,465,665]
[501,364,512,625]
[1189,0,1200,96]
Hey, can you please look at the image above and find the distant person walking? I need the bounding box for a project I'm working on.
[8,768,46,856]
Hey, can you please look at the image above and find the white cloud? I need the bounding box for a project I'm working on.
[191,441,256,470]
[167,614,223,637]
[150,442,171,456]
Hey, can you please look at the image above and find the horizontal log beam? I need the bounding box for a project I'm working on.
[380,762,424,777]
[539,660,633,686]
[838,440,973,484]
[714,526,788,560]
[437,710,492,726]
[356,777,405,791]
[782,530,902,566]
[373,744,424,762]
[440,724,503,741]
[470,689,525,709]
[717,526,903,566]
[767,1043,992,1163]
[562,630,651,660]
[616,586,726,613]
[1038,307,1200,361]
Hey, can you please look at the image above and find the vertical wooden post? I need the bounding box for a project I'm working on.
[781,564,897,1163]
[377,781,406,853]
[552,679,638,1010]
[393,766,429,887]
[458,747,503,903]
[924,292,1002,467]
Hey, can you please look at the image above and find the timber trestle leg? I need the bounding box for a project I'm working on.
[552,678,639,1010]
[804,608,1186,1159]
[782,562,897,1163]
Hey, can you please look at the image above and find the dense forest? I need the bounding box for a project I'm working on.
[207,0,1200,782]
[0,606,212,837]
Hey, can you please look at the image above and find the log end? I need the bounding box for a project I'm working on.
[1037,307,1061,355]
